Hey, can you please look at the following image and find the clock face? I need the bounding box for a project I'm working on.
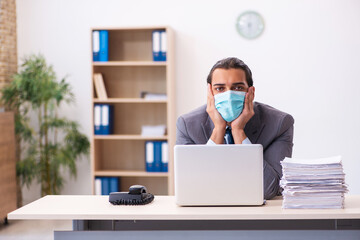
[236,11,265,39]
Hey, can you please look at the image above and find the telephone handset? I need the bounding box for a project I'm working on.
[109,185,154,205]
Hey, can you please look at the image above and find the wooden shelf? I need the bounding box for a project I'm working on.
[94,135,168,140]
[92,26,168,31]
[93,98,167,103]
[91,26,175,196]
[95,170,169,177]
[93,61,167,67]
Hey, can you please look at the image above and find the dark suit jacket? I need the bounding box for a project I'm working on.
[176,102,294,199]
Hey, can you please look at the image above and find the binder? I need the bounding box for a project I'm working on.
[160,31,167,61]
[95,177,102,195]
[101,177,110,195]
[145,141,154,172]
[153,141,162,172]
[101,104,113,135]
[161,141,168,172]
[99,30,109,62]
[98,177,119,195]
[109,177,119,193]
[152,31,161,61]
[145,141,167,172]
[92,31,100,61]
[94,104,102,134]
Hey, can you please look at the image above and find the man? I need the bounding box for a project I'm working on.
[176,57,294,199]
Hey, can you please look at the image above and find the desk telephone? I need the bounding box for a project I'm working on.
[109,185,154,205]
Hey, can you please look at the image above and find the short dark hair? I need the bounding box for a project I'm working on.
[206,57,253,87]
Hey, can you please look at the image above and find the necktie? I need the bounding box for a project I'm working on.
[224,127,234,144]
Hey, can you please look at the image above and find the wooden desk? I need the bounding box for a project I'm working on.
[8,195,360,240]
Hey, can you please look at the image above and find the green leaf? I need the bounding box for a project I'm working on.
[1,53,90,195]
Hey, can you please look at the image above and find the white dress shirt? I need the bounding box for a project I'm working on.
[207,137,252,145]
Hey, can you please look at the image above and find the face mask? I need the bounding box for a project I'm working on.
[214,90,246,122]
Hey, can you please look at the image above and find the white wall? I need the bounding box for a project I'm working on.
[16,0,360,203]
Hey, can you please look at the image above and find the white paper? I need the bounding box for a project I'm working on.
[280,155,348,209]
[141,125,166,136]
[282,155,342,165]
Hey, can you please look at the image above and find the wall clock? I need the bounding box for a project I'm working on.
[236,11,265,39]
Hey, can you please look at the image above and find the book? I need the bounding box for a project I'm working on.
[160,31,167,61]
[99,30,109,62]
[93,73,108,100]
[152,31,161,61]
[92,31,100,61]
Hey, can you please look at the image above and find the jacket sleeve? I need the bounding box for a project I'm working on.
[263,114,294,199]
[176,116,195,145]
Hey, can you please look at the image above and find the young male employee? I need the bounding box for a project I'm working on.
[176,57,294,199]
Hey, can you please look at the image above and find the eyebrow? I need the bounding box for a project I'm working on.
[213,82,246,87]
[232,82,246,86]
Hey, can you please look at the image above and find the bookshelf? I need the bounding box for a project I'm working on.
[90,26,175,195]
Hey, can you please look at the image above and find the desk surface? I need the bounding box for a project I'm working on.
[8,195,360,220]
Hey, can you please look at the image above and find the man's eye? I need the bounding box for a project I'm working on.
[234,86,243,91]
[215,87,224,92]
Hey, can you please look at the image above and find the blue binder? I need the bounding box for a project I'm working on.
[109,177,119,193]
[93,31,100,61]
[94,104,102,134]
[153,141,162,172]
[101,104,113,135]
[145,141,166,172]
[160,31,167,61]
[161,141,168,172]
[152,31,161,61]
[101,177,110,195]
[99,30,109,62]
[94,177,102,195]
[145,141,155,172]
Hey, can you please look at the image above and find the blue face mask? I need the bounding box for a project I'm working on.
[214,90,246,122]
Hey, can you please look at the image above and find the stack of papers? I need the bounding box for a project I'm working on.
[140,91,167,100]
[280,156,348,209]
[141,125,166,136]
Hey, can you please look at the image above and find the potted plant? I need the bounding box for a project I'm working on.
[1,54,89,196]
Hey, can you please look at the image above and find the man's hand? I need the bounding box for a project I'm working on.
[231,86,255,144]
[206,84,226,144]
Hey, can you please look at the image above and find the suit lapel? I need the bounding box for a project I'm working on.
[201,114,214,141]
[245,104,265,144]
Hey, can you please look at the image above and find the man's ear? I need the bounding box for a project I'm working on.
[248,86,255,92]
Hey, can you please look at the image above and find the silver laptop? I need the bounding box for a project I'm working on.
[174,144,264,206]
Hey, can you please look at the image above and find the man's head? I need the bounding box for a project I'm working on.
[207,57,253,95]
